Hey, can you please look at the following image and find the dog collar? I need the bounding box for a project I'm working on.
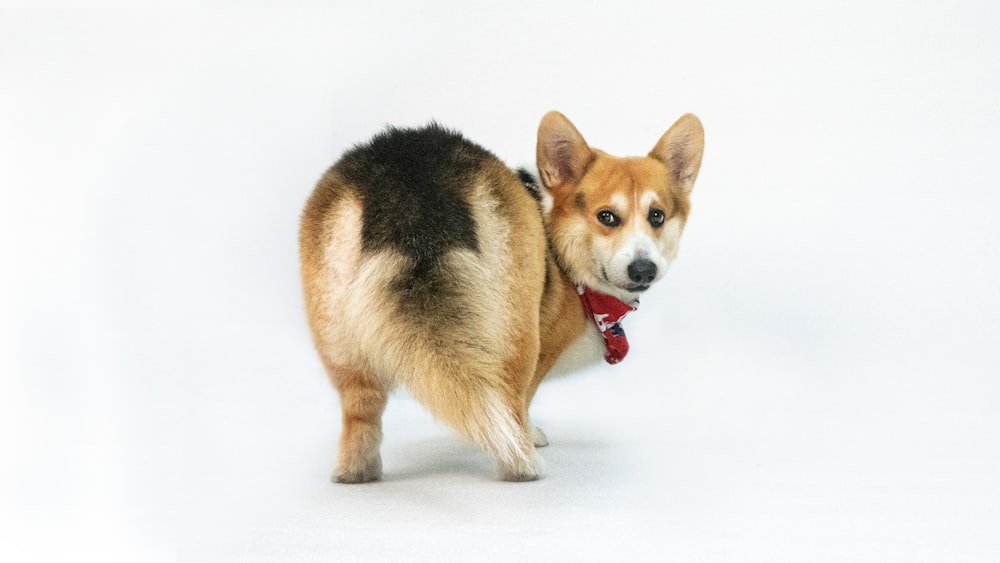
[577,285,638,364]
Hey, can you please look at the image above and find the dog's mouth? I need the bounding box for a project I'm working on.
[600,266,651,294]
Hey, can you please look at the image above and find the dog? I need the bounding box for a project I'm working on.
[299,111,704,482]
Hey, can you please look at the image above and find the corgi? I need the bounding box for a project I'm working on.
[299,111,704,482]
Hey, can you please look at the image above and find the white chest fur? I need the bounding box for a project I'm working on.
[545,322,606,378]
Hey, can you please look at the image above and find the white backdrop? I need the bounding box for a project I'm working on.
[2,1,998,561]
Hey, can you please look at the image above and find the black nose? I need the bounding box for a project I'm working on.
[627,259,657,285]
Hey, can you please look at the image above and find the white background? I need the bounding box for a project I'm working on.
[2,1,998,561]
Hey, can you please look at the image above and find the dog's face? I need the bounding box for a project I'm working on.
[537,112,704,302]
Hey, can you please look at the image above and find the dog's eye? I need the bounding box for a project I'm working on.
[596,210,621,227]
[648,209,665,228]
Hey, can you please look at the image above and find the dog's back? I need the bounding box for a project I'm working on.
[299,125,547,482]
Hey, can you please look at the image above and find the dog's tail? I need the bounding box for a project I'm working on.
[402,353,544,481]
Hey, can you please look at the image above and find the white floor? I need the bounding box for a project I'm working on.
[160,263,998,562]
[2,2,999,561]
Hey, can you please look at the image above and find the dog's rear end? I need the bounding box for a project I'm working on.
[299,125,547,482]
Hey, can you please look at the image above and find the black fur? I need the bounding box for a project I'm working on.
[335,124,493,279]
[516,167,542,203]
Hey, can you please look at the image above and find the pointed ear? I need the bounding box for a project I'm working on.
[536,111,594,191]
[649,113,704,194]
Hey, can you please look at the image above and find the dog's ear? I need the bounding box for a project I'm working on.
[649,114,704,194]
[537,111,594,191]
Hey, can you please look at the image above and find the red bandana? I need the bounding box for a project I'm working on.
[577,285,638,364]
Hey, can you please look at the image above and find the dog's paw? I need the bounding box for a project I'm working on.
[332,457,382,484]
[531,426,549,448]
[502,470,542,482]
[499,450,546,482]
[332,468,381,484]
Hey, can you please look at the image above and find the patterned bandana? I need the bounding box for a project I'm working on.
[577,285,638,364]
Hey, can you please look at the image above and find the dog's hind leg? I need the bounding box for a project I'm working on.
[470,384,544,482]
[324,360,388,484]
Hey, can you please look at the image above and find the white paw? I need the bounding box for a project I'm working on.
[531,426,549,448]
[499,449,546,482]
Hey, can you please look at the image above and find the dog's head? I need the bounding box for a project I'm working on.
[537,111,704,302]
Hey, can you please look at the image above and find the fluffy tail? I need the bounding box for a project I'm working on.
[406,363,543,481]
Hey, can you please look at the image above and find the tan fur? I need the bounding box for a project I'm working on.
[300,112,704,482]
[539,112,703,302]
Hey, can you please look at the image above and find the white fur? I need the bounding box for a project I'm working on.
[546,322,606,378]
[607,231,665,285]
[609,193,629,213]
[540,188,554,216]
[476,389,538,475]
[605,212,685,293]
[531,426,549,448]
[657,216,684,263]
[639,190,660,208]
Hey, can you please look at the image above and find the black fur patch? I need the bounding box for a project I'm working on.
[335,123,493,279]
[516,167,542,203]
[574,192,587,210]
